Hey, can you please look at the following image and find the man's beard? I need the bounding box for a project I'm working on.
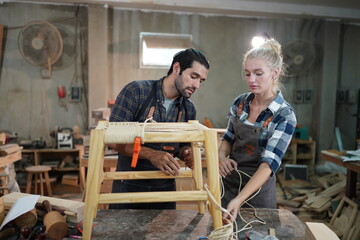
[175,76,194,99]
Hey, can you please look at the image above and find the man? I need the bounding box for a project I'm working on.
[109,48,210,209]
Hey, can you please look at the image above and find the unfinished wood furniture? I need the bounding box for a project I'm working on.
[83,120,222,239]
[25,165,53,196]
[329,196,359,240]
[320,150,360,199]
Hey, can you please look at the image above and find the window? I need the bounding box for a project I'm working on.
[140,32,192,68]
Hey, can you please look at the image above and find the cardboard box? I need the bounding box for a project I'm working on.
[61,174,78,186]
[284,164,308,181]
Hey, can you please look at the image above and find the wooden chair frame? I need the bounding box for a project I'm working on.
[82,120,222,239]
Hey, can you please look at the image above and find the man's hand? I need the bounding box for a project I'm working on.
[148,150,181,176]
[179,146,193,169]
[219,156,237,178]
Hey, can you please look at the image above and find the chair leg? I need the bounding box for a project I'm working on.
[192,142,205,214]
[26,173,33,193]
[204,130,222,230]
[39,173,44,196]
[34,174,38,194]
[44,171,52,196]
[83,129,105,239]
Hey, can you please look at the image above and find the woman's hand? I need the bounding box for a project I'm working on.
[223,197,242,222]
[219,156,237,177]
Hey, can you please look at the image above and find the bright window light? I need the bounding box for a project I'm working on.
[251,36,266,48]
[140,33,192,68]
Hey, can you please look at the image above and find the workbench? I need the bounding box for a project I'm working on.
[321,150,360,199]
[80,208,305,240]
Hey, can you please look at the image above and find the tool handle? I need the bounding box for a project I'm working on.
[42,200,52,213]
[0,227,15,239]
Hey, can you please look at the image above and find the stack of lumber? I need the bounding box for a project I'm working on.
[277,172,359,239]
[278,173,347,213]
[0,144,22,157]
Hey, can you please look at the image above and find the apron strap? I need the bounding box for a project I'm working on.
[237,100,273,128]
[134,81,188,122]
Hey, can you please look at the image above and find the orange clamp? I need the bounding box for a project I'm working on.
[131,137,141,168]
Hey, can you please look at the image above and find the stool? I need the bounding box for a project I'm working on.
[82,120,222,239]
[25,165,52,196]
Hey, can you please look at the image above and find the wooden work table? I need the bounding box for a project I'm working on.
[321,150,360,199]
[80,208,305,239]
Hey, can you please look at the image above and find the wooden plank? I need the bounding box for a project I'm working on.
[80,156,117,168]
[104,169,193,180]
[309,197,331,209]
[305,222,339,240]
[143,131,205,143]
[98,190,208,204]
[321,150,360,173]
[191,141,205,214]
[347,211,360,240]
[0,24,3,64]
[2,192,84,223]
[0,144,22,156]
[319,180,346,198]
[0,151,22,168]
[203,129,222,229]
[0,133,5,145]
[83,129,105,240]
[330,196,358,240]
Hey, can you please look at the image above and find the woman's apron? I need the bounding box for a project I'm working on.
[221,108,276,209]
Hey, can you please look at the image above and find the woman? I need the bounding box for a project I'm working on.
[219,38,297,221]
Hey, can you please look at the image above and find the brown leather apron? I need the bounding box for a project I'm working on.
[221,115,276,209]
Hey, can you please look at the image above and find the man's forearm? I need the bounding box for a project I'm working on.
[108,143,158,160]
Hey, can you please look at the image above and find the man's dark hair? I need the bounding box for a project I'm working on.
[167,48,210,76]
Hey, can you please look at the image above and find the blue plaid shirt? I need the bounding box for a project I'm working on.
[223,91,297,173]
[110,77,197,123]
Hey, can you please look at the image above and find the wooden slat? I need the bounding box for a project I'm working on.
[305,222,339,240]
[80,157,117,168]
[103,170,193,180]
[98,190,208,204]
[0,24,3,62]
[203,129,222,229]
[0,151,22,168]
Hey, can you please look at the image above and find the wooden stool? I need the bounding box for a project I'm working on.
[82,121,222,239]
[25,165,52,196]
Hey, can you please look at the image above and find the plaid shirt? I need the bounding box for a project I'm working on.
[110,77,197,123]
[223,91,297,173]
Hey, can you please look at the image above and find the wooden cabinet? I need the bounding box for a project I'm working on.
[283,139,316,175]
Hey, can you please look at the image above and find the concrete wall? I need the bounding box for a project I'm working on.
[0,2,88,145]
